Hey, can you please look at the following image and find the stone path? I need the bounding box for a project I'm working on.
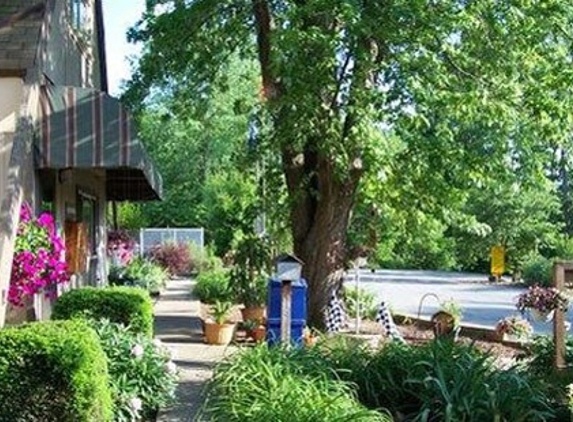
[154,278,234,422]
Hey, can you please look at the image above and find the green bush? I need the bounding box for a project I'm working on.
[86,319,178,421]
[201,344,389,422]
[109,257,168,295]
[326,339,554,421]
[189,243,224,273]
[522,255,553,287]
[343,287,378,320]
[52,287,154,337]
[0,320,112,422]
[194,269,233,304]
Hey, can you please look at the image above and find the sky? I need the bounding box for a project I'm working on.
[101,0,146,96]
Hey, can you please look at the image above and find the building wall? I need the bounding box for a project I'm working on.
[40,0,102,89]
[0,78,23,213]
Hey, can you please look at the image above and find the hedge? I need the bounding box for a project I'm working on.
[52,287,154,337]
[0,320,112,422]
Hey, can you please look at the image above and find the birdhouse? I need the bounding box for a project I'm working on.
[275,254,304,282]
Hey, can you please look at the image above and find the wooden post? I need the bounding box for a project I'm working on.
[553,261,571,371]
[281,280,292,345]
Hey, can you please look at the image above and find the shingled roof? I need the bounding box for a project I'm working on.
[0,1,46,72]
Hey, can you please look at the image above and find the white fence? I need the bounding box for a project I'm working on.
[139,228,205,255]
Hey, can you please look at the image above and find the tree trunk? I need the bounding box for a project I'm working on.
[284,152,360,328]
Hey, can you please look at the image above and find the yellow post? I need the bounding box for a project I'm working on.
[490,246,505,279]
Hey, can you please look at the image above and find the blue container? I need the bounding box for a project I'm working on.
[268,278,307,320]
[267,318,305,346]
[266,278,307,346]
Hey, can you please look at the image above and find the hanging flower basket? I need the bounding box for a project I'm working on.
[9,203,70,306]
[530,309,554,323]
[516,285,568,319]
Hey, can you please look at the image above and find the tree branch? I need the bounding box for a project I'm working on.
[252,0,279,100]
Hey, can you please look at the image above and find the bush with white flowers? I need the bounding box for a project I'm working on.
[87,319,178,421]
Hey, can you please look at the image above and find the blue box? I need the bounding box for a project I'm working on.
[267,318,306,346]
[266,278,307,346]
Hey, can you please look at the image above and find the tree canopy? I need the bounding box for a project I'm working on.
[127,0,573,327]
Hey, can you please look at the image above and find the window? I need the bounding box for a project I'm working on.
[69,0,87,30]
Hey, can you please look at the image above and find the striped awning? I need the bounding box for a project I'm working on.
[36,85,162,201]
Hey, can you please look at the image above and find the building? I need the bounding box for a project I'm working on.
[0,0,162,325]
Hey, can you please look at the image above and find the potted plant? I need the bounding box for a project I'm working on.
[495,315,533,342]
[204,301,236,345]
[516,285,569,322]
[230,234,271,321]
[243,318,266,342]
[431,300,462,338]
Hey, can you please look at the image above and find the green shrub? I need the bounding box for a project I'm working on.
[194,269,233,304]
[189,243,224,273]
[86,319,178,421]
[343,287,378,320]
[328,339,554,421]
[52,287,154,337]
[522,255,552,287]
[0,320,112,421]
[109,257,168,295]
[201,344,389,422]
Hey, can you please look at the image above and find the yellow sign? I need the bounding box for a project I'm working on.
[491,246,505,276]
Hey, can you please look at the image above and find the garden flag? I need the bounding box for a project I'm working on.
[376,301,405,343]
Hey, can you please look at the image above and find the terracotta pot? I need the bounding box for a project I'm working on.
[204,321,236,345]
[249,326,266,342]
[241,306,266,323]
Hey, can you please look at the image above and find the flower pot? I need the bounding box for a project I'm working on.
[531,309,554,323]
[248,326,266,343]
[204,321,236,345]
[502,333,526,343]
[241,306,266,323]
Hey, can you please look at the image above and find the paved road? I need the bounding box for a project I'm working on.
[344,269,566,335]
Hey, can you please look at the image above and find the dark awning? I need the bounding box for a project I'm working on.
[35,85,162,201]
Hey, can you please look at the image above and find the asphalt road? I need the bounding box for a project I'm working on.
[344,269,566,335]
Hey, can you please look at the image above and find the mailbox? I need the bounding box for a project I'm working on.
[267,253,307,346]
[275,254,303,282]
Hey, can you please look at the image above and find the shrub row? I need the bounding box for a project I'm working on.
[203,337,558,421]
[0,320,113,421]
[0,285,175,421]
[52,286,154,337]
[201,344,388,422]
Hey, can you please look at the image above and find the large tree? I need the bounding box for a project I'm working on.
[128,0,573,327]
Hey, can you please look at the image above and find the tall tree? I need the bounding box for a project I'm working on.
[128,0,573,327]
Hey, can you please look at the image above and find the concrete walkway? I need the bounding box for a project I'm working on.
[154,278,234,422]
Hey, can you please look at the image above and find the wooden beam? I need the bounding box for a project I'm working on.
[554,262,567,370]
[0,69,26,78]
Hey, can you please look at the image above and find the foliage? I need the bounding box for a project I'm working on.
[107,229,137,267]
[495,315,533,339]
[209,301,234,325]
[343,287,378,321]
[128,0,573,325]
[0,320,112,421]
[522,255,553,287]
[194,269,233,304]
[326,339,554,421]
[86,319,177,422]
[10,202,69,306]
[109,257,168,295]
[516,285,569,314]
[147,242,191,276]
[230,234,271,307]
[201,344,389,422]
[189,243,224,274]
[52,287,154,337]
[525,335,573,376]
[439,299,463,326]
